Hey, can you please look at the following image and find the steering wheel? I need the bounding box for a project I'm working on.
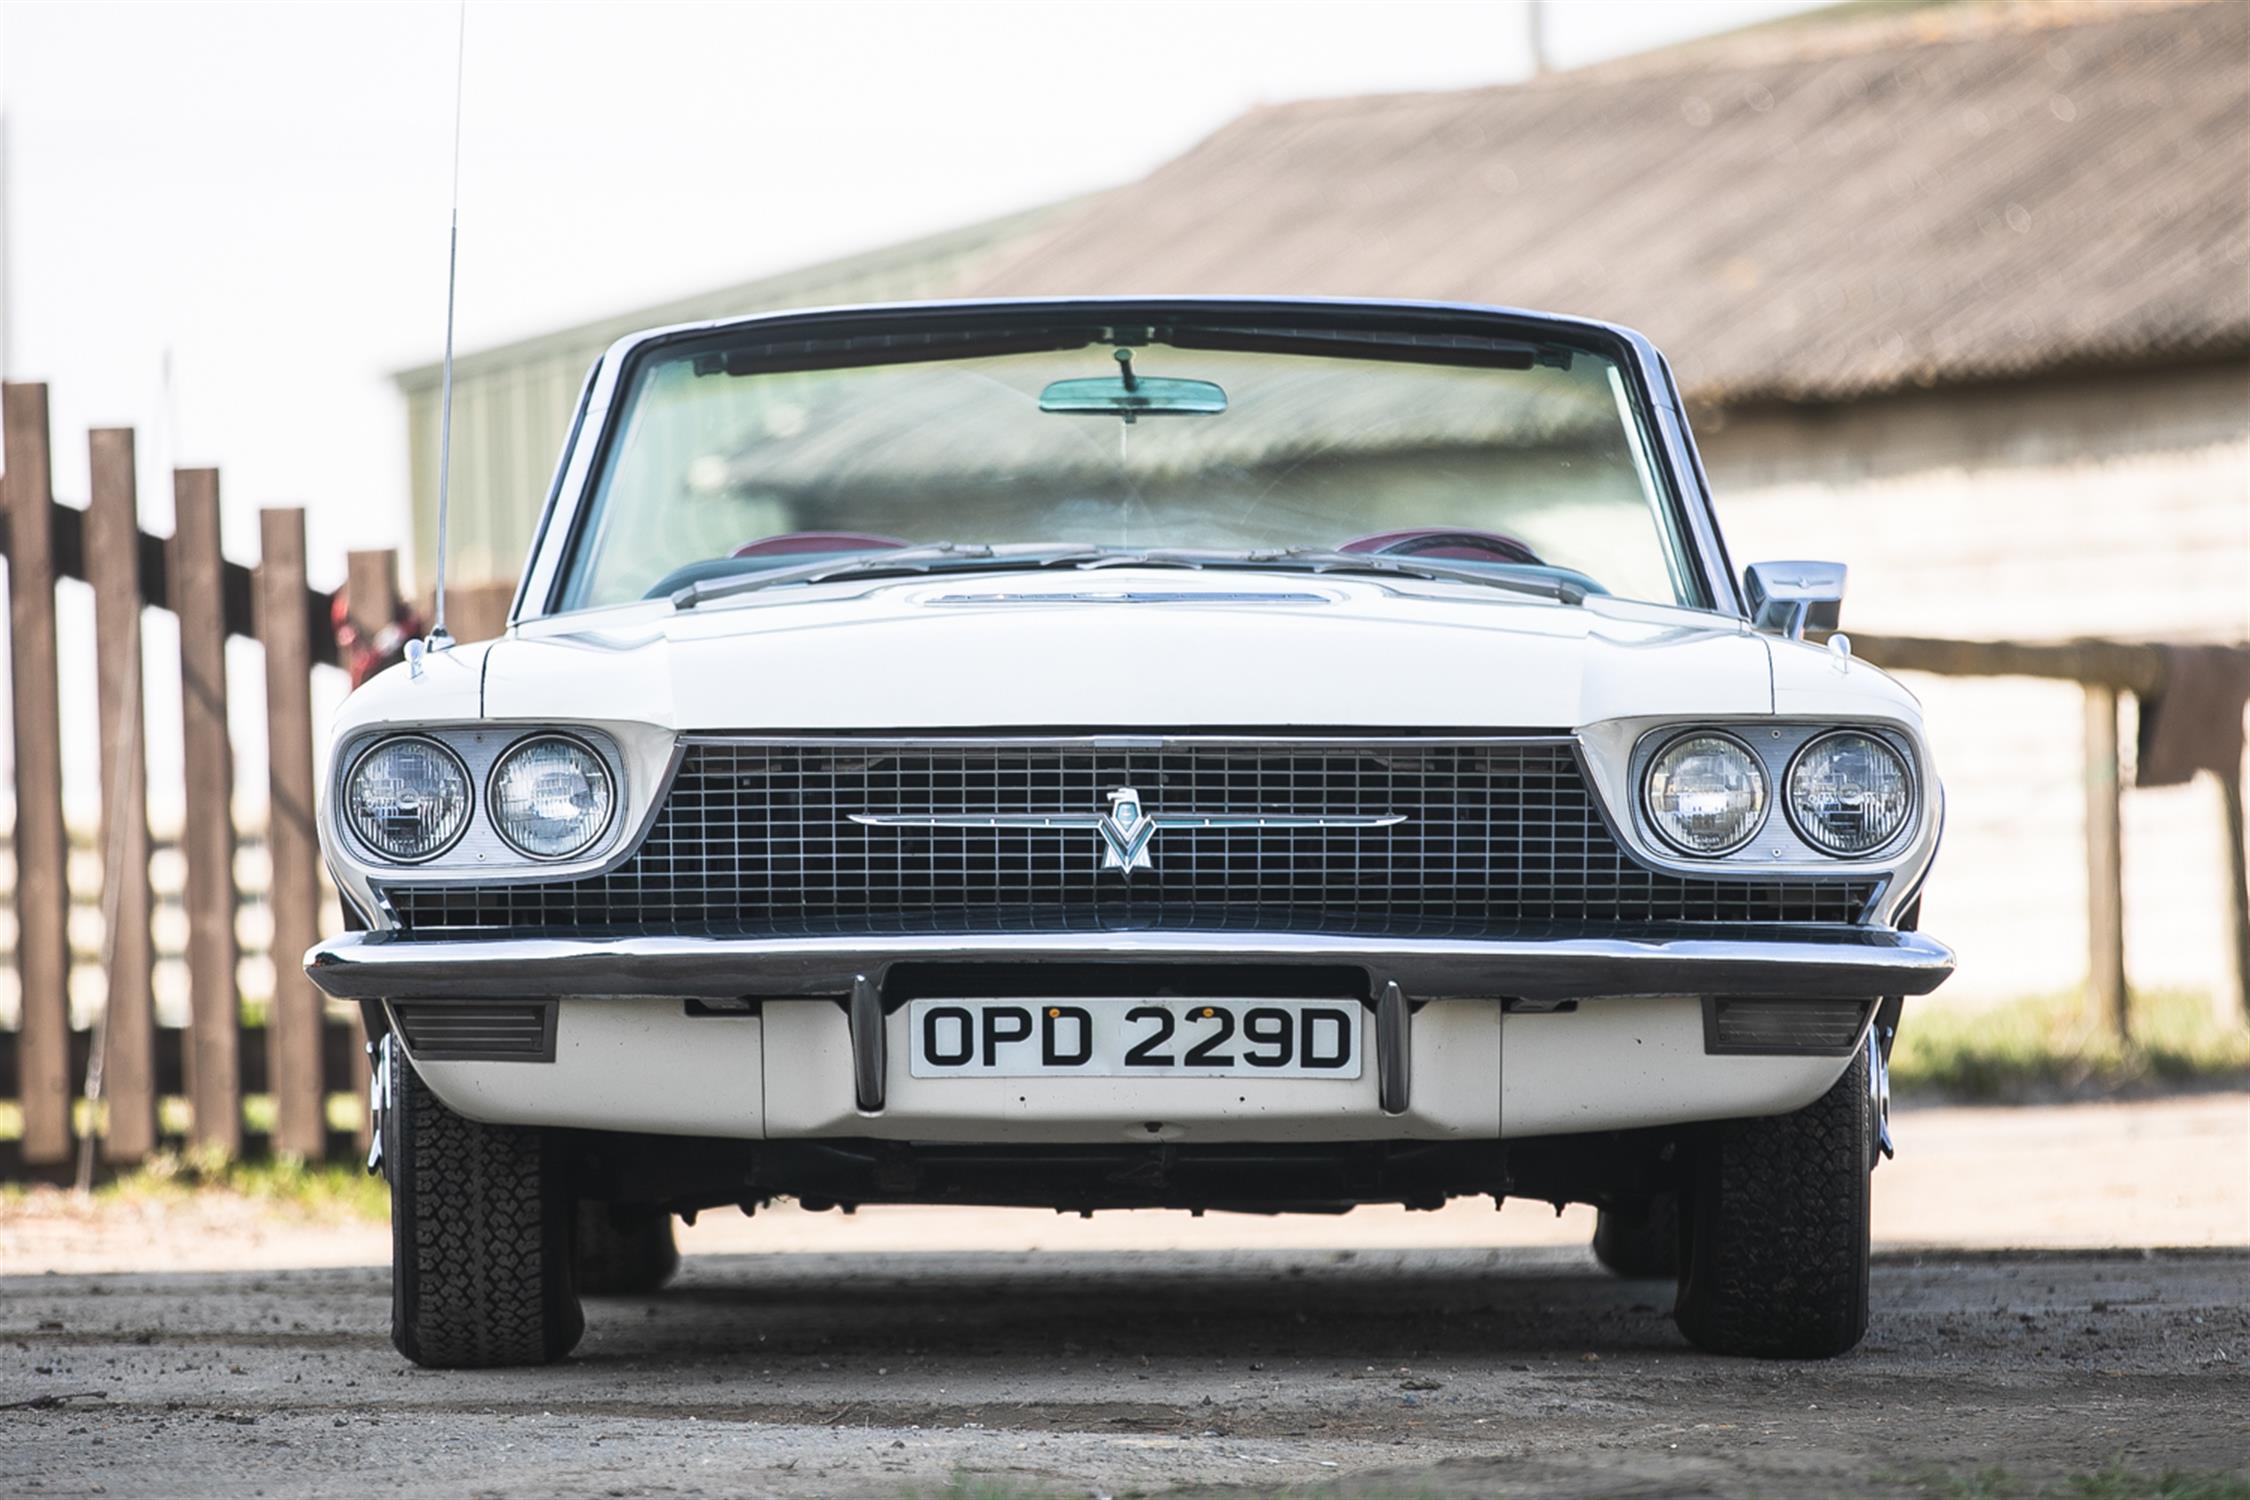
[1340,528,1546,567]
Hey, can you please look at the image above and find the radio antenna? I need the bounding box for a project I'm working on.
[427,1,467,654]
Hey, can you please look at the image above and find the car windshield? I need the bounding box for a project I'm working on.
[555,321,1701,612]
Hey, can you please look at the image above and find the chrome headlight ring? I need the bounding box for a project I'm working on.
[341,734,475,864]
[1785,728,1918,858]
[1641,728,1769,857]
[486,732,619,861]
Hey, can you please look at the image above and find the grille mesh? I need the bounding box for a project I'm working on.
[386,740,1875,936]
[391,1001,556,1061]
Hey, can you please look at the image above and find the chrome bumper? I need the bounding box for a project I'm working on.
[306,926,1953,1004]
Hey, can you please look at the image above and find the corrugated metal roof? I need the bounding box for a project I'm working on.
[970,0,2250,406]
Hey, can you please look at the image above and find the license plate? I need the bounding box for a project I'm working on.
[906,998,1363,1079]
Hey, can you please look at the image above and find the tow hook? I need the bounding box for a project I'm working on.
[1869,1032,1895,1168]
[366,1035,395,1180]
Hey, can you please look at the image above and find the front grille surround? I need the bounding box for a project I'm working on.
[383,736,1878,937]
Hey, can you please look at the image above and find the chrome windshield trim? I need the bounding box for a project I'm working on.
[672,732,1584,750]
[307,927,1955,1005]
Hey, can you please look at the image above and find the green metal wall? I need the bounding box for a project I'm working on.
[395,202,1068,597]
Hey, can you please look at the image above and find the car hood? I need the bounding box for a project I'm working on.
[479,572,1772,731]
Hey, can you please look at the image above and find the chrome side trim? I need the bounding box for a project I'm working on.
[306,927,1955,1006]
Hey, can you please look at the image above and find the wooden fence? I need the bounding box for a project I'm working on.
[1842,633,2250,1036]
[0,382,508,1179]
[0,378,2242,1179]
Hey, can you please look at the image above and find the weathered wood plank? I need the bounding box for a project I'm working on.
[172,468,243,1154]
[3,382,74,1165]
[258,507,325,1159]
[0,1019,363,1099]
[342,549,402,1147]
[345,548,401,648]
[445,579,514,644]
[0,499,341,666]
[2220,764,2250,1028]
[2083,685,2128,1039]
[1844,632,2172,697]
[87,428,158,1163]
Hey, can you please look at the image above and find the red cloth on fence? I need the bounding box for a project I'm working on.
[2135,644,2250,788]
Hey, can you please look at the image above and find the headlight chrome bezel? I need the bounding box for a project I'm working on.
[1626,720,1922,867]
[1783,728,1918,859]
[485,731,620,862]
[340,733,476,865]
[1640,728,1770,858]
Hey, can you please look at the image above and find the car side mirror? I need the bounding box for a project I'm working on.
[1743,560,1847,639]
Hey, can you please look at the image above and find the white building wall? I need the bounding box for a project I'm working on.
[1700,366,2250,1004]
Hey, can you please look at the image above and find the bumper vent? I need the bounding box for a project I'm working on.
[391,1001,557,1062]
[386,738,1879,939]
[1704,997,1871,1056]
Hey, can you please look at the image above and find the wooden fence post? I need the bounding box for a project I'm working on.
[173,469,242,1155]
[88,428,157,1163]
[258,507,324,1159]
[2220,760,2250,1028]
[2083,685,2128,1039]
[343,548,400,1148]
[446,580,514,645]
[3,382,73,1166]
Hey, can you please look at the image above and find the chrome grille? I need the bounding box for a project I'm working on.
[385,739,1876,935]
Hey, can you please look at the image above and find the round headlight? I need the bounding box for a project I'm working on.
[489,735,615,860]
[1788,730,1914,856]
[344,736,472,862]
[1645,731,1767,856]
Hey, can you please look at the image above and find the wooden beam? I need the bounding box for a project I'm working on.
[1843,633,2172,697]
[344,548,400,647]
[87,428,158,1163]
[0,1017,366,1099]
[0,498,341,667]
[2,383,73,1165]
[442,579,514,645]
[258,507,325,1159]
[342,549,401,1146]
[172,468,242,1155]
[2219,761,2250,1029]
[2083,685,2128,1039]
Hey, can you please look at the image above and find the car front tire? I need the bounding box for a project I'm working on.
[386,1050,584,1368]
[573,1202,681,1295]
[1673,1039,1874,1359]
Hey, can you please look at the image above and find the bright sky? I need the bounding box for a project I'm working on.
[1,0,1822,568]
[0,0,1820,827]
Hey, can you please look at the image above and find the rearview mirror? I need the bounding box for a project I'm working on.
[1744,560,1846,639]
[1040,349,1227,422]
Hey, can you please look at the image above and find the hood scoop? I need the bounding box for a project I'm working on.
[924,588,1333,607]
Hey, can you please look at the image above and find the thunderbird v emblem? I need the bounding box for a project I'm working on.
[850,785,1406,877]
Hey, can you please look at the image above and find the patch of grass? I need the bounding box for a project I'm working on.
[1901,1461,2250,1500]
[98,1147,389,1222]
[1892,987,2250,1103]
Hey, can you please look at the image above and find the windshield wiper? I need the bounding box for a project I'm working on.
[1083,548,1586,605]
[672,542,1584,610]
[671,543,1117,609]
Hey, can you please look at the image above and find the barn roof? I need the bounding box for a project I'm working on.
[972,0,2250,407]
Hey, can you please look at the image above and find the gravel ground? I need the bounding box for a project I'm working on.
[3,1245,2245,1499]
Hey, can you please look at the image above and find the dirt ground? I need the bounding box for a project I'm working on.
[2,1247,2245,1499]
[1,1094,2245,1498]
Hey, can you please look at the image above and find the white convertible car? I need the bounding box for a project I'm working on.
[309,298,1951,1367]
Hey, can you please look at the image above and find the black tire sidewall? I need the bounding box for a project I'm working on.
[1676,1040,1874,1358]
[387,1054,583,1367]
